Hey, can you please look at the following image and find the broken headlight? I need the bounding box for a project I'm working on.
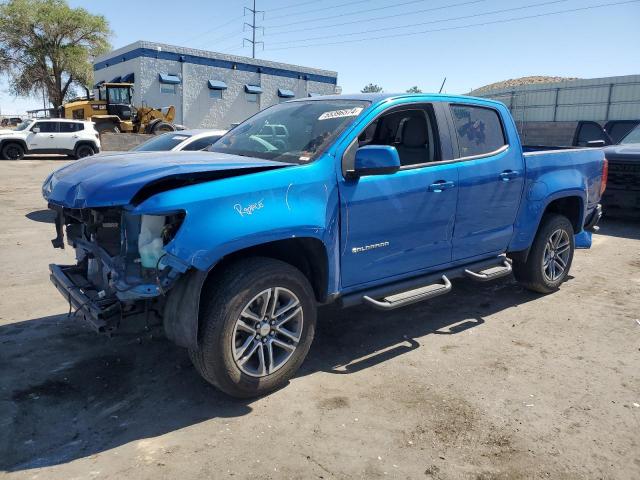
[136,213,184,269]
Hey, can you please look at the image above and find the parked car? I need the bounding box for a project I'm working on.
[131,129,227,152]
[0,118,100,160]
[572,119,640,147]
[1,117,23,128]
[601,124,640,214]
[42,93,606,397]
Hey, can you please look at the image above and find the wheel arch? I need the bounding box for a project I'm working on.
[0,138,28,153]
[509,192,585,263]
[164,237,330,349]
[74,140,99,154]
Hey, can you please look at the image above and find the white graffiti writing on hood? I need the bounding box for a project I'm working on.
[234,199,264,217]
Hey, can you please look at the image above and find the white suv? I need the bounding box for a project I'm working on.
[0,119,101,160]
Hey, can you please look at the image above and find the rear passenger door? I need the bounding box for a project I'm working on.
[57,122,84,151]
[448,103,525,261]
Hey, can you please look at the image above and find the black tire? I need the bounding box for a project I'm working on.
[96,123,120,134]
[73,144,95,159]
[189,257,317,398]
[150,121,175,135]
[512,213,575,293]
[1,142,25,160]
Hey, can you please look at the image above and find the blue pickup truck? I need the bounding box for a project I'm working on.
[43,93,607,397]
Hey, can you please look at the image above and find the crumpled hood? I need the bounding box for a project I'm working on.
[604,144,640,162]
[43,151,292,208]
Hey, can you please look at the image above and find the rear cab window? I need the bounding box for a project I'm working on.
[450,104,506,157]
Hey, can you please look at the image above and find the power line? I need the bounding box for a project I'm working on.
[263,0,371,23]
[265,0,640,50]
[265,0,487,37]
[264,0,434,29]
[181,15,244,45]
[268,0,340,13]
[267,0,571,45]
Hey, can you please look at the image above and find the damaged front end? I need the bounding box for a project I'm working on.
[48,204,186,333]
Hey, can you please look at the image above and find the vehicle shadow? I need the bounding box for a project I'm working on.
[25,209,56,223]
[597,216,640,240]
[0,275,540,473]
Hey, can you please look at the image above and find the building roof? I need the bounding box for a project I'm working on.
[94,40,337,81]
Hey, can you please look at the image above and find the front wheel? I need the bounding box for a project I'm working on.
[1,142,25,160]
[189,257,317,398]
[512,213,575,293]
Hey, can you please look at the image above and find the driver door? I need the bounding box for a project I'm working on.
[27,122,59,151]
[338,103,458,288]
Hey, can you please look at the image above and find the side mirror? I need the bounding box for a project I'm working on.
[586,140,606,148]
[32,127,40,134]
[350,145,400,178]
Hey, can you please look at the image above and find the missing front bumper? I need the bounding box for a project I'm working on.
[49,264,121,333]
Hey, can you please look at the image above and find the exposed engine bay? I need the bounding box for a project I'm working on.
[48,204,184,332]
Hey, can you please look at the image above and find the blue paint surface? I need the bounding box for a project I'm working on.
[44,93,605,299]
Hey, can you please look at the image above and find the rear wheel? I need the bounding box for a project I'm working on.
[150,121,175,134]
[1,142,25,160]
[96,123,120,134]
[512,213,575,293]
[189,257,317,398]
[73,144,95,159]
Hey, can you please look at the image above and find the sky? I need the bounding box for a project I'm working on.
[1,0,639,115]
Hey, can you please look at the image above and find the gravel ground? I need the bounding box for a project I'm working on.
[1,159,639,480]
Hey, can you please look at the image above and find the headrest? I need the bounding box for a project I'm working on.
[402,118,428,148]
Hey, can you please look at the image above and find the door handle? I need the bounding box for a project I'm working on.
[49,135,55,138]
[428,180,456,192]
[499,170,519,181]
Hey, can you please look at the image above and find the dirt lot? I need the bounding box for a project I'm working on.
[1,159,639,480]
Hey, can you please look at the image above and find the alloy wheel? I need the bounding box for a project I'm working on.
[542,228,571,282]
[231,287,303,378]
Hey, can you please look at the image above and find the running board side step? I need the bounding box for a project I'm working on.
[363,275,452,311]
[464,259,512,282]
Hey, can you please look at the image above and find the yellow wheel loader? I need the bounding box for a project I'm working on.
[62,82,177,135]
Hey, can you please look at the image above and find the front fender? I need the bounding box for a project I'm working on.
[131,157,341,294]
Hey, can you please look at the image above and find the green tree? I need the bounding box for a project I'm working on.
[406,86,422,93]
[361,83,383,93]
[0,0,111,109]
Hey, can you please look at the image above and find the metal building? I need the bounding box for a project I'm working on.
[93,41,339,129]
[471,75,640,145]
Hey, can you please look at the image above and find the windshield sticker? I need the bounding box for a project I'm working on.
[318,107,363,121]
[172,135,189,141]
[234,199,264,217]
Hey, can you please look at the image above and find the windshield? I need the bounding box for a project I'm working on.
[132,133,192,151]
[13,120,34,131]
[108,86,131,104]
[620,124,640,145]
[210,100,370,163]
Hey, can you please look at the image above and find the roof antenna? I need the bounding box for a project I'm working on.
[438,77,447,93]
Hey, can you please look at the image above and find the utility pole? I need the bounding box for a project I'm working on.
[243,0,264,58]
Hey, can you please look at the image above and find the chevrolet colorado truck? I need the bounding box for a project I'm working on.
[42,94,607,397]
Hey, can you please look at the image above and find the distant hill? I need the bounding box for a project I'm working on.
[470,76,580,95]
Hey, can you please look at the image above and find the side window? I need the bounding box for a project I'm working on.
[59,122,82,133]
[34,122,58,133]
[343,106,440,172]
[450,105,506,157]
[182,135,221,151]
[575,122,607,146]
